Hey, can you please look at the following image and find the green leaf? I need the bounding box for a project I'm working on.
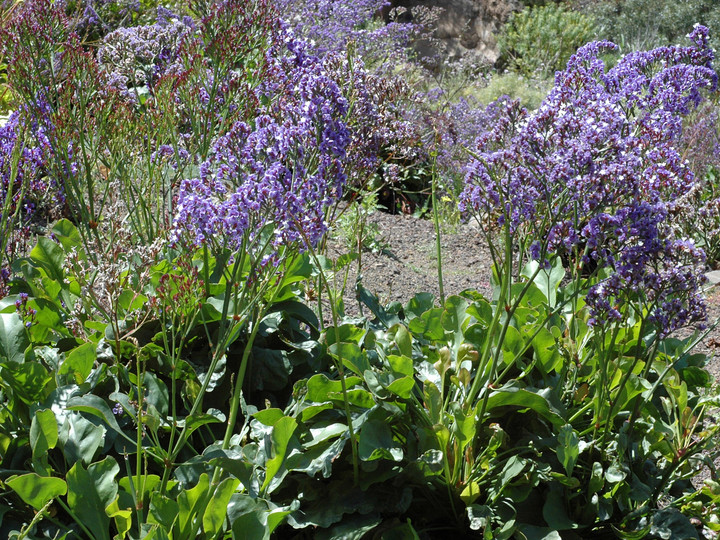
[450,402,476,454]
[286,436,346,478]
[176,474,210,538]
[386,376,415,399]
[30,237,66,284]
[229,496,294,540]
[106,495,132,539]
[66,394,127,438]
[59,341,96,384]
[66,458,119,540]
[389,324,412,358]
[30,408,58,459]
[423,382,442,424]
[306,374,362,403]
[253,408,285,426]
[358,418,403,461]
[203,477,240,536]
[51,219,82,252]
[522,257,564,306]
[649,508,699,540]
[404,293,435,320]
[0,361,52,404]
[556,424,580,477]
[329,342,370,377]
[6,473,67,510]
[261,416,298,493]
[59,413,106,465]
[542,483,577,531]
[0,312,29,364]
[486,385,565,426]
[387,354,413,377]
[148,492,180,530]
[408,308,444,340]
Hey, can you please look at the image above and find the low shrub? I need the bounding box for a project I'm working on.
[498,3,597,78]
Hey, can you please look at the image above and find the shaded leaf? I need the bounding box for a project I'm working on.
[6,474,67,510]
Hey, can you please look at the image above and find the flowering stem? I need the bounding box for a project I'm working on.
[467,227,512,412]
[430,149,444,305]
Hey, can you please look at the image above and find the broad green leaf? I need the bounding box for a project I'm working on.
[450,402,477,454]
[262,416,298,493]
[356,283,400,327]
[177,474,211,538]
[460,481,482,505]
[176,410,225,437]
[106,495,132,539]
[408,307,444,340]
[522,257,564,306]
[0,312,30,364]
[66,394,128,438]
[229,496,294,540]
[51,219,82,252]
[423,382,442,424]
[404,293,435,320]
[314,513,382,540]
[649,508,700,540]
[285,436,346,478]
[386,376,415,399]
[148,492,180,530]
[388,324,412,358]
[515,524,562,540]
[6,473,66,510]
[306,374,362,402]
[486,385,565,427]
[532,327,562,374]
[542,484,577,531]
[328,388,375,409]
[358,418,403,461]
[203,477,240,536]
[556,425,580,477]
[59,341,96,384]
[59,413,105,465]
[30,408,58,459]
[253,408,285,426]
[66,458,119,540]
[387,354,413,377]
[30,237,66,284]
[441,296,469,351]
[329,342,370,376]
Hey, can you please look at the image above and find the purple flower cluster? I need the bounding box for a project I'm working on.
[0,112,54,223]
[275,0,402,57]
[171,28,350,257]
[320,52,421,185]
[460,26,717,333]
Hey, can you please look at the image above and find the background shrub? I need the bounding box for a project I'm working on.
[498,3,596,78]
[588,0,720,52]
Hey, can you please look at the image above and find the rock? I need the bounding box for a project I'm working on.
[385,0,522,66]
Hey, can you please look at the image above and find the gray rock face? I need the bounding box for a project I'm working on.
[385,0,522,66]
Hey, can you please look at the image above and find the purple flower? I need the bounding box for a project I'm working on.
[459,28,716,333]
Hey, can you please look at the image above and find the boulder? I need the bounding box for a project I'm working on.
[384,0,522,66]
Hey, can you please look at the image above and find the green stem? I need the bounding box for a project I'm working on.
[430,149,445,305]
